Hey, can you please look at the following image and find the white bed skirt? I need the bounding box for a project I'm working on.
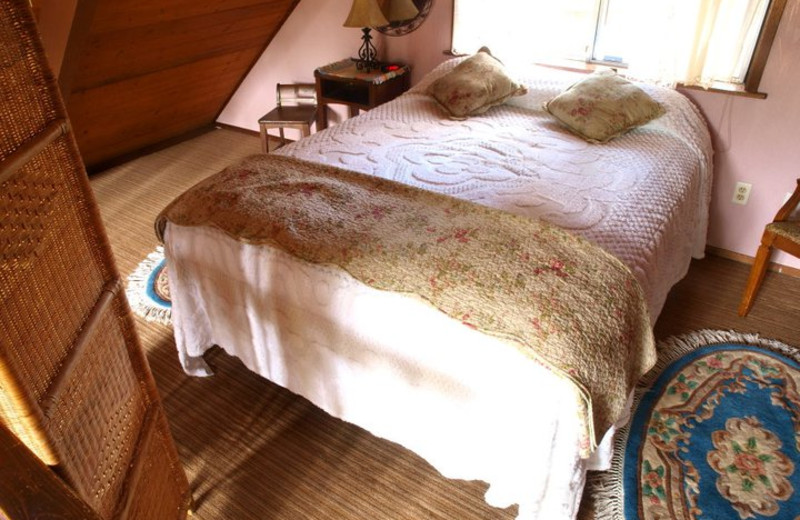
[165,222,625,520]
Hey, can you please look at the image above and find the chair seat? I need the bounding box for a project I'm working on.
[259,105,317,126]
[767,220,800,242]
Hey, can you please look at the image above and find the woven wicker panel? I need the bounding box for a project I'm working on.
[0,171,57,263]
[47,294,150,520]
[1,139,110,385]
[122,409,193,520]
[0,0,59,163]
[1,2,190,518]
[0,139,116,467]
[0,132,113,270]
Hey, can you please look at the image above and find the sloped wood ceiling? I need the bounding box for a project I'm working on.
[62,0,299,169]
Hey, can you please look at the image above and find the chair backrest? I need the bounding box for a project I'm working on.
[276,83,317,107]
[774,178,800,222]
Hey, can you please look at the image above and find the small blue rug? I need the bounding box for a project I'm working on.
[125,246,172,325]
[599,330,800,520]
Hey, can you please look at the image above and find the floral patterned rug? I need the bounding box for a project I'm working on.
[125,247,172,325]
[596,330,800,520]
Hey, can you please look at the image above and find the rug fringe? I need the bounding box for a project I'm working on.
[589,329,800,520]
[125,246,172,326]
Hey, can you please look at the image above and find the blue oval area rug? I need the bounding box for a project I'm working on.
[598,330,800,520]
[125,246,172,325]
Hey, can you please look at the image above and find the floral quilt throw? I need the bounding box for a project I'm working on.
[156,154,656,456]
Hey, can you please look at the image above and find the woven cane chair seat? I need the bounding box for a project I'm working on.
[766,220,800,242]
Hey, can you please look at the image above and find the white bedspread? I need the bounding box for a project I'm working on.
[277,60,713,320]
[164,60,712,519]
[166,222,625,519]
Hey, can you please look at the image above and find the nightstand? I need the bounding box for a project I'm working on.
[314,59,410,130]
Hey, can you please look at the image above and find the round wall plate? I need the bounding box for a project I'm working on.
[375,0,433,37]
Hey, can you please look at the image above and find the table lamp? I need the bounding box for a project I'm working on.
[344,0,419,71]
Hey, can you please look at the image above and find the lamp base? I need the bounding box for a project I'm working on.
[354,27,379,72]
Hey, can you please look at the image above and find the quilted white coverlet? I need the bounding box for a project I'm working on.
[164,60,712,520]
[165,222,612,520]
[278,60,714,320]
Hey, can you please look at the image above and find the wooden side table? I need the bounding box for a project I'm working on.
[314,59,410,130]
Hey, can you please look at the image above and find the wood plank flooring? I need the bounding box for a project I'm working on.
[655,253,800,347]
[89,128,800,519]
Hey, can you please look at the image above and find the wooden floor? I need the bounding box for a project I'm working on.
[656,254,800,346]
[89,128,800,519]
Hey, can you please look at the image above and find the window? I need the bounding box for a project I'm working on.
[452,0,788,95]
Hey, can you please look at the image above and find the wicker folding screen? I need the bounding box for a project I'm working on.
[0,1,190,518]
[0,421,103,520]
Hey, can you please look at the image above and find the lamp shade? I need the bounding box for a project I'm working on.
[381,0,419,22]
[344,0,420,28]
[343,0,389,28]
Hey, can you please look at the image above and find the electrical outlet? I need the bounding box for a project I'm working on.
[732,181,752,205]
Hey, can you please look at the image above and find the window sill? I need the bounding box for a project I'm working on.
[443,51,769,99]
[677,82,767,100]
[528,63,769,100]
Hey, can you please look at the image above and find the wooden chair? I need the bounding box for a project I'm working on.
[738,178,800,316]
[258,83,318,153]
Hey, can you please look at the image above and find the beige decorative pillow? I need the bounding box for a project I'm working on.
[544,70,665,143]
[428,49,527,120]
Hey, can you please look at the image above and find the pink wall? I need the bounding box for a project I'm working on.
[221,0,800,269]
[217,0,386,135]
[679,0,800,270]
[217,0,455,135]
[382,0,453,85]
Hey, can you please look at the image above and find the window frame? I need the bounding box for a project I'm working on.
[586,0,786,97]
[742,0,787,94]
[587,0,628,67]
[450,0,788,98]
[675,0,788,99]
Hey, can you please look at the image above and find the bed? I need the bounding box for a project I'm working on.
[157,58,712,519]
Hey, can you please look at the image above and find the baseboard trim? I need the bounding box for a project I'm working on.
[706,246,800,278]
[214,123,295,149]
[214,123,260,137]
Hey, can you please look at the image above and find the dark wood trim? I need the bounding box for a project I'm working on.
[745,0,789,93]
[0,118,68,183]
[214,122,260,138]
[41,279,120,417]
[57,0,99,102]
[707,245,800,278]
[214,0,301,122]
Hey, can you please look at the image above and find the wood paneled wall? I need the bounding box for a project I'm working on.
[61,0,299,169]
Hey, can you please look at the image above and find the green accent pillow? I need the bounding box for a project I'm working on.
[428,49,527,120]
[544,70,665,143]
